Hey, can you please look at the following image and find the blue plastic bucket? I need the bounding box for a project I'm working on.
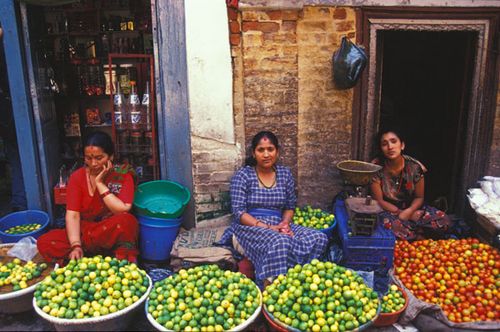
[0,210,50,243]
[137,214,182,261]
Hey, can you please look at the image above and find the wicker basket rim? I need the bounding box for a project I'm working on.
[337,160,382,174]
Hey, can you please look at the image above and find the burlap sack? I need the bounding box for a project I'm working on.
[170,222,236,272]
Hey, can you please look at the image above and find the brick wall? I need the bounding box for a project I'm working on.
[191,136,241,221]
[297,7,356,209]
[240,9,300,178]
[235,6,356,210]
[194,4,500,223]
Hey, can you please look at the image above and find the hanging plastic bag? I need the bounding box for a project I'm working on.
[332,36,367,89]
[7,237,39,262]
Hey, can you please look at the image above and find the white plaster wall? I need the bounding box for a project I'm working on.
[185,0,235,144]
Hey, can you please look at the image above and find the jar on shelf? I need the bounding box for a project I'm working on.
[118,63,133,95]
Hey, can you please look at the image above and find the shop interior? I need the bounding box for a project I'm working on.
[0,0,158,218]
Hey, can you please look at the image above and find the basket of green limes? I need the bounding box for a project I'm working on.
[373,284,408,327]
[293,206,336,238]
[146,264,262,331]
[262,260,381,332]
[32,256,151,331]
[0,243,56,313]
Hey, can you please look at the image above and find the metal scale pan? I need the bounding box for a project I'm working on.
[336,160,383,235]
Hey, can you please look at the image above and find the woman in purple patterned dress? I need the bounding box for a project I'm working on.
[219,131,328,286]
[371,128,453,240]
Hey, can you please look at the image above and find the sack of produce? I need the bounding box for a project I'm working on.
[170,226,236,272]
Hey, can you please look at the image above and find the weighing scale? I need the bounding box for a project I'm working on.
[336,160,384,235]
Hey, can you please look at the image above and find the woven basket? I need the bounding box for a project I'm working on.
[373,285,408,327]
[146,285,262,331]
[337,160,382,186]
[0,244,56,314]
[33,275,152,331]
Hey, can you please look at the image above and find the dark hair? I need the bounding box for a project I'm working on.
[83,131,114,156]
[245,131,280,166]
[373,127,405,162]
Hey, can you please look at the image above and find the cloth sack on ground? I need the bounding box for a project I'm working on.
[390,270,499,330]
[170,225,236,272]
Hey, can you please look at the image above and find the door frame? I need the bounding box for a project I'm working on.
[353,7,500,214]
[0,0,45,211]
[153,0,195,228]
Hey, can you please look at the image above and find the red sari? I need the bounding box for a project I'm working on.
[38,167,139,264]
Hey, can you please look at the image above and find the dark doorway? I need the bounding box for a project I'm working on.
[378,30,476,213]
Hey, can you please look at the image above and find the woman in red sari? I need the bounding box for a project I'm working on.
[38,132,138,264]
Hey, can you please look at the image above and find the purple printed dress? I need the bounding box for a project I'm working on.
[373,155,453,240]
[219,165,328,282]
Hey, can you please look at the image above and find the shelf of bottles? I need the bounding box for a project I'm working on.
[109,53,158,183]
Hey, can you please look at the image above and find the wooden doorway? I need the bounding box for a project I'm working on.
[353,8,500,215]
[378,30,475,212]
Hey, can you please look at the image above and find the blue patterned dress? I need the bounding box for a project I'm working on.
[219,165,328,282]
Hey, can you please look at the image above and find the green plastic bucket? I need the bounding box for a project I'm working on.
[133,180,191,219]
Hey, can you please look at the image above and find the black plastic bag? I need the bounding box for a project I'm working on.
[332,37,367,89]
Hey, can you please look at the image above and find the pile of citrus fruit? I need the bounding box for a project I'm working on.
[34,256,149,319]
[0,258,48,291]
[394,238,500,322]
[147,265,261,331]
[3,223,42,235]
[380,285,406,313]
[263,259,380,332]
[293,206,335,230]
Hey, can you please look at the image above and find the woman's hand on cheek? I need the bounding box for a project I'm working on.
[95,160,113,184]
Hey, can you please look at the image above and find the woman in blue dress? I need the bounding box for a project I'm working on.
[220,131,328,286]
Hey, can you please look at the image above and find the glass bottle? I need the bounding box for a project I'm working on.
[113,82,126,130]
[129,81,142,130]
[142,81,151,131]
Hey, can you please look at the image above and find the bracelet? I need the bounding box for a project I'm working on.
[100,190,112,199]
[254,220,259,227]
[71,244,82,250]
